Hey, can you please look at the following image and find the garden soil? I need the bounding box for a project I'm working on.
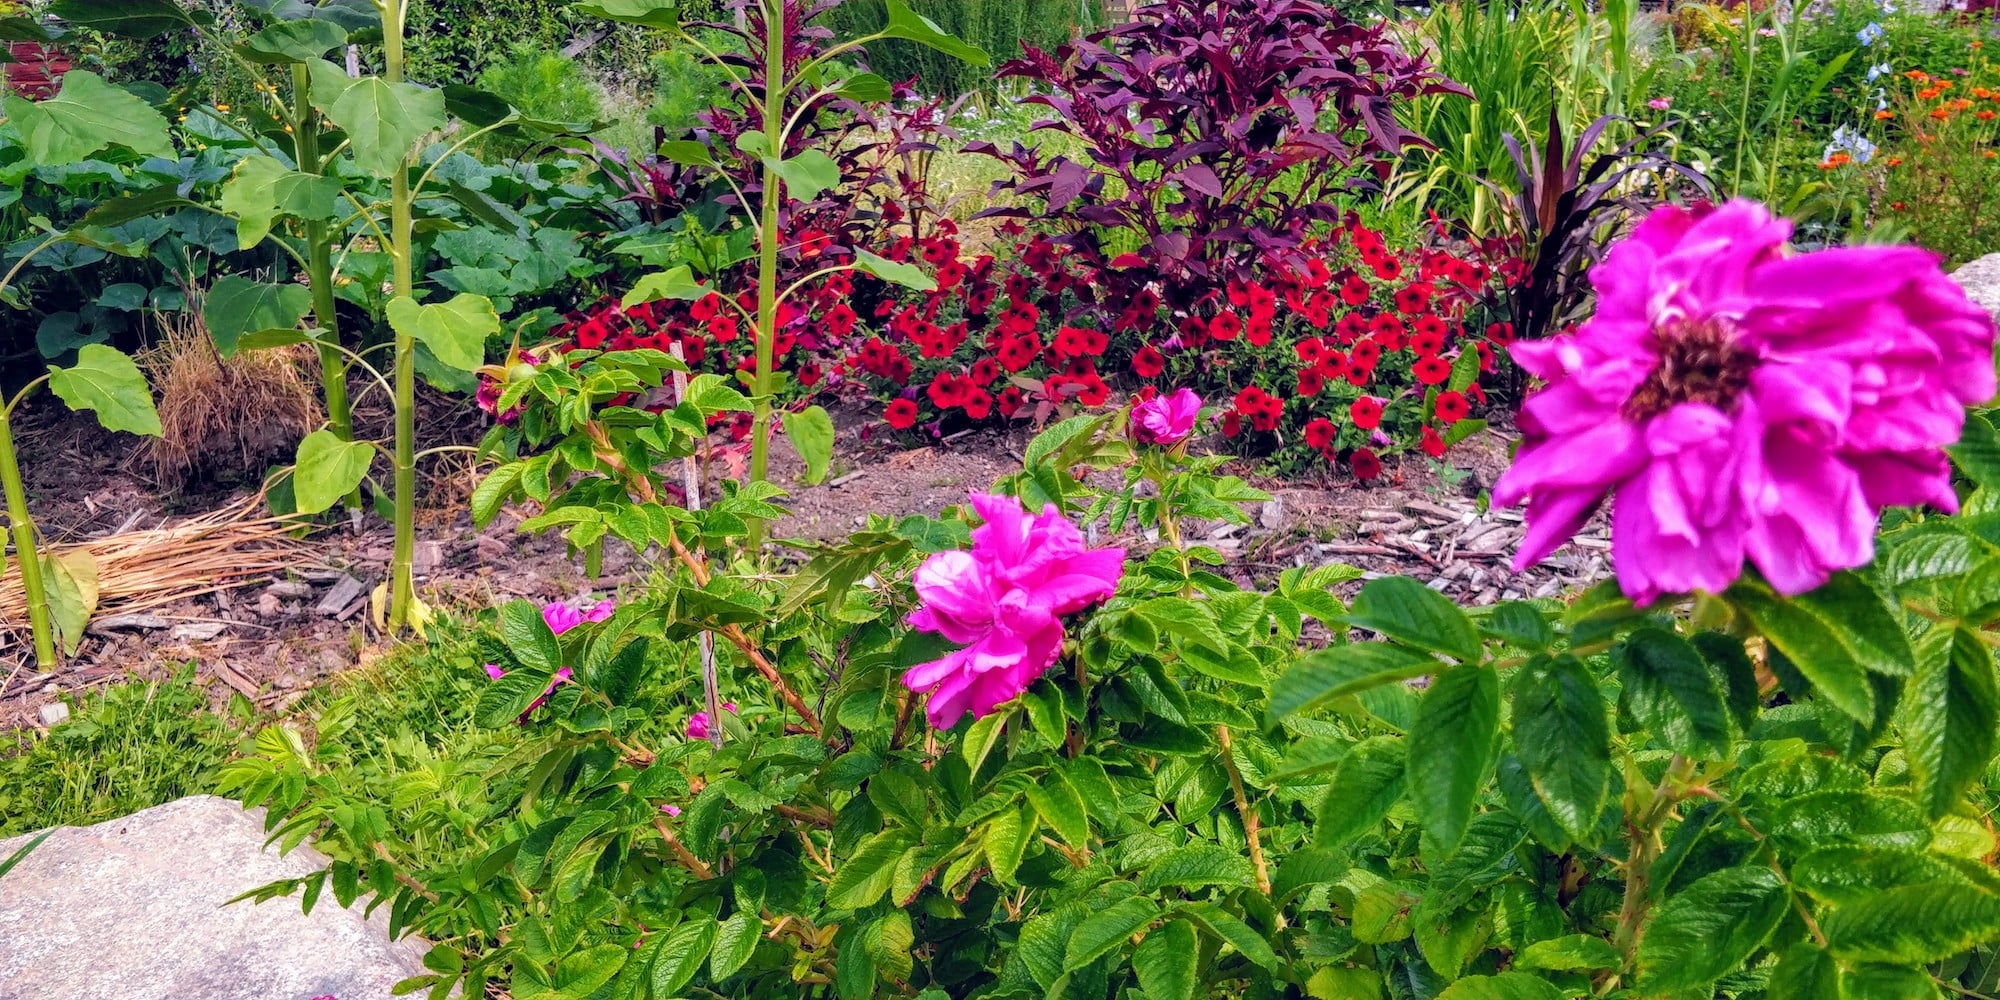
[0,396,1601,733]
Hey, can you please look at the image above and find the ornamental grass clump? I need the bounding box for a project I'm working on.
[1498,198,1997,603]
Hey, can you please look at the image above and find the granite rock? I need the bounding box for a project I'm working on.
[0,796,434,1000]
[1954,252,2000,324]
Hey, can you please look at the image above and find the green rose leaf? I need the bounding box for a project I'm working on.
[879,0,990,66]
[1314,735,1407,846]
[203,276,314,357]
[2,71,172,167]
[1433,972,1566,1000]
[1510,654,1610,840]
[385,294,498,372]
[1613,627,1735,759]
[239,18,347,63]
[552,944,625,997]
[1343,575,1484,661]
[219,154,344,250]
[826,830,915,910]
[1025,771,1090,849]
[648,918,717,997]
[710,913,760,982]
[291,429,373,515]
[500,598,561,671]
[1824,881,2000,965]
[781,406,836,485]
[1902,628,2000,819]
[307,59,445,175]
[1267,641,1436,725]
[1132,919,1197,1000]
[1408,663,1500,851]
[1064,896,1156,973]
[1515,935,1622,972]
[1636,866,1789,992]
[49,344,161,437]
[1949,409,2000,487]
[1734,586,1874,721]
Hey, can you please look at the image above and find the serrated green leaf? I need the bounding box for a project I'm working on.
[827,830,915,910]
[1345,576,1483,661]
[219,155,343,251]
[1735,588,1874,721]
[1267,642,1436,725]
[239,18,347,63]
[1026,771,1089,848]
[1636,866,1789,992]
[649,918,717,997]
[1902,628,1999,819]
[1408,664,1499,850]
[1511,654,1609,840]
[554,944,626,996]
[1514,934,1621,972]
[710,912,759,981]
[1433,972,1565,1000]
[307,60,444,174]
[1064,896,1156,973]
[1613,627,1734,759]
[500,598,560,670]
[1315,736,1406,846]
[1824,881,2000,965]
[1138,843,1255,893]
[1133,919,1197,1000]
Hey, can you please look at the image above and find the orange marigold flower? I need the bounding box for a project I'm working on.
[1988,150,1999,159]
[1979,110,1998,120]
[1906,70,1931,81]
[1888,156,1905,166]
[1919,87,1943,99]
[1891,201,1907,210]
[1875,109,1896,119]
[1931,108,1953,119]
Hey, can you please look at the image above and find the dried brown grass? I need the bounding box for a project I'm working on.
[143,303,319,491]
[0,494,311,633]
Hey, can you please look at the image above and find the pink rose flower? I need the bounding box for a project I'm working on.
[1647,96,1672,110]
[1133,388,1202,445]
[685,702,737,741]
[902,493,1126,728]
[542,598,614,636]
[1495,199,1996,604]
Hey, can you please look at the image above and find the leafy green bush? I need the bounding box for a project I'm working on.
[821,0,1104,96]
[476,44,607,158]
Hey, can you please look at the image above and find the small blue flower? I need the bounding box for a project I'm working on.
[1866,61,1894,82]
[1857,21,1885,45]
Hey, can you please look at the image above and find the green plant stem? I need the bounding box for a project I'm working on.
[292,63,357,510]
[1614,754,1696,966]
[745,0,786,554]
[385,0,417,630]
[0,400,54,669]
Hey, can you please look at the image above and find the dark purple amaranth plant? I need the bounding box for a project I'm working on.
[969,0,1466,316]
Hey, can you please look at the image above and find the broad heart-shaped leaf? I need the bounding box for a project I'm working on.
[879,0,990,66]
[1408,663,1500,851]
[46,0,202,37]
[238,18,347,63]
[48,344,161,437]
[203,276,314,357]
[1612,627,1735,759]
[1510,654,1610,840]
[622,266,709,308]
[1824,881,2000,965]
[1315,735,1406,846]
[1,72,172,167]
[575,0,682,29]
[1636,865,1789,992]
[1344,576,1484,661]
[500,598,561,671]
[43,550,99,656]
[1902,628,2000,819]
[838,72,895,103]
[1267,642,1436,724]
[853,248,938,292]
[1064,896,1157,973]
[219,154,344,250]
[763,150,840,201]
[385,294,498,372]
[291,429,372,515]
[306,60,444,175]
[1132,919,1197,1000]
[781,406,836,485]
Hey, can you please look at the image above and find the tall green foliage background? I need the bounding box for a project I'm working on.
[824,0,1107,96]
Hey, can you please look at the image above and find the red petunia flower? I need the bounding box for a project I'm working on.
[929,374,968,408]
[1421,425,1447,457]
[1395,283,1433,315]
[1210,311,1244,341]
[1350,448,1383,480]
[963,387,994,420]
[1413,355,1452,385]
[885,399,919,429]
[1350,396,1384,430]
[1132,345,1166,378]
[1434,390,1471,424]
[1303,418,1337,449]
[997,385,1025,418]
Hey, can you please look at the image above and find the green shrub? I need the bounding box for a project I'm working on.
[475,44,607,157]
[822,0,1105,96]
[645,34,736,138]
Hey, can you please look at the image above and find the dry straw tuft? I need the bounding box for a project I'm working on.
[143,299,319,491]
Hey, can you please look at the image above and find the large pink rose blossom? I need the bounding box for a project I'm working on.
[1495,199,1996,604]
[1134,388,1202,445]
[902,493,1126,728]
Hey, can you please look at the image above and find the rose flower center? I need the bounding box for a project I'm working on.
[1623,316,1758,421]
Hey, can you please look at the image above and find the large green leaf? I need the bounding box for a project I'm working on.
[385,294,498,372]
[1636,866,1789,992]
[1949,410,2000,487]
[764,149,840,201]
[1025,771,1089,849]
[1132,919,1197,1000]
[1766,943,1842,1000]
[48,344,160,436]
[827,830,914,910]
[1267,642,1436,724]
[1407,664,1500,851]
[553,944,626,997]
[219,154,344,250]
[1612,627,1735,759]
[1787,572,1915,677]
[1510,654,1610,840]
[1433,973,1565,1000]
[499,598,561,671]
[575,0,682,29]
[1344,576,1483,661]
[879,0,990,66]
[853,249,937,292]
[203,276,314,357]
[238,18,347,63]
[43,550,99,656]
[1,72,173,167]
[781,406,836,485]
[648,918,717,997]
[710,913,760,981]
[46,0,201,37]
[1824,881,2000,965]
[291,429,372,515]
[622,266,710,308]
[1902,628,2000,819]
[1064,896,1156,972]
[1314,736,1407,846]
[306,60,444,175]
[1734,588,1874,721]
